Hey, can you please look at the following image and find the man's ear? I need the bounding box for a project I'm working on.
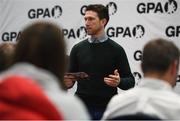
[101,18,107,27]
[170,60,178,75]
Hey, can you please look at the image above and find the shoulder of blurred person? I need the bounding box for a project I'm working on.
[102,38,180,120]
[0,62,90,119]
[0,74,64,120]
[102,81,180,120]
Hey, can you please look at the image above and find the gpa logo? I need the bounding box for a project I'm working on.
[28,5,62,19]
[77,26,87,40]
[133,72,142,85]
[164,0,178,14]
[165,26,180,37]
[177,75,180,82]
[63,26,87,40]
[107,25,145,38]
[137,0,178,14]
[133,72,142,80]
[80,5,87,16]
[1,31,21,42]
[52,6,63,18]
[80,2,118,16]
[134,50,142,61]
[132,25,145,38]
[106,2,118,16]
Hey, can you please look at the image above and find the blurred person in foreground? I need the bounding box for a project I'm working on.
[65,4,135,120]
[102,38,180,120]
[0,42,15,72]
[0,21,89,120]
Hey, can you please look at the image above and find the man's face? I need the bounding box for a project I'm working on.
[84,10,105,36]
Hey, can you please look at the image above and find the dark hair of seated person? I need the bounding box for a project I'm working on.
[0,42,16,72]
[13,21,67,90]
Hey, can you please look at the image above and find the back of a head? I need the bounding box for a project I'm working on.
[86,4,109,27]
[142,38,180,74]
[0,43,16,72]
[13,21,66,89]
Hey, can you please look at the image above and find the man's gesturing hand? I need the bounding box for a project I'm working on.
[104,69,120,87]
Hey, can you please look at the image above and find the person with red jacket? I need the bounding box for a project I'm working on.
[0,21,89,120]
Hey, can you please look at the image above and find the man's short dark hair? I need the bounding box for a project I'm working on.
[86,4,109,27]
[142,38,180,74]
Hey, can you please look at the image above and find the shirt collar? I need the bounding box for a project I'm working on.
[88,33,108,43]
[138,77,173,91]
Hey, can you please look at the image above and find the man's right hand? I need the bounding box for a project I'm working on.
[64,72,89,89]
[64,75,76,89]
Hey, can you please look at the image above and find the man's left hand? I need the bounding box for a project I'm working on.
[104,69,120,87]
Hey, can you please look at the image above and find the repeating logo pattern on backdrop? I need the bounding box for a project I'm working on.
[52,6,63,18]
[77,26,87,40]
[1,31,21,42]
[132,25,145,38]
[134,50,142,61]
[106,2,118,16]
[107,25,145,38]
[28,5,62,19]
[137,0,178,14]
[164,0,178,14]
[177,75,180,82]
[63,26,87,40]
[64,24,145,40]
[165,25,180,37]
[80,2,118,16]
[133,72,142,85]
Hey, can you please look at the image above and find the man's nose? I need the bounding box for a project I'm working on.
[85,21,88,25]
[85,19,91,25]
